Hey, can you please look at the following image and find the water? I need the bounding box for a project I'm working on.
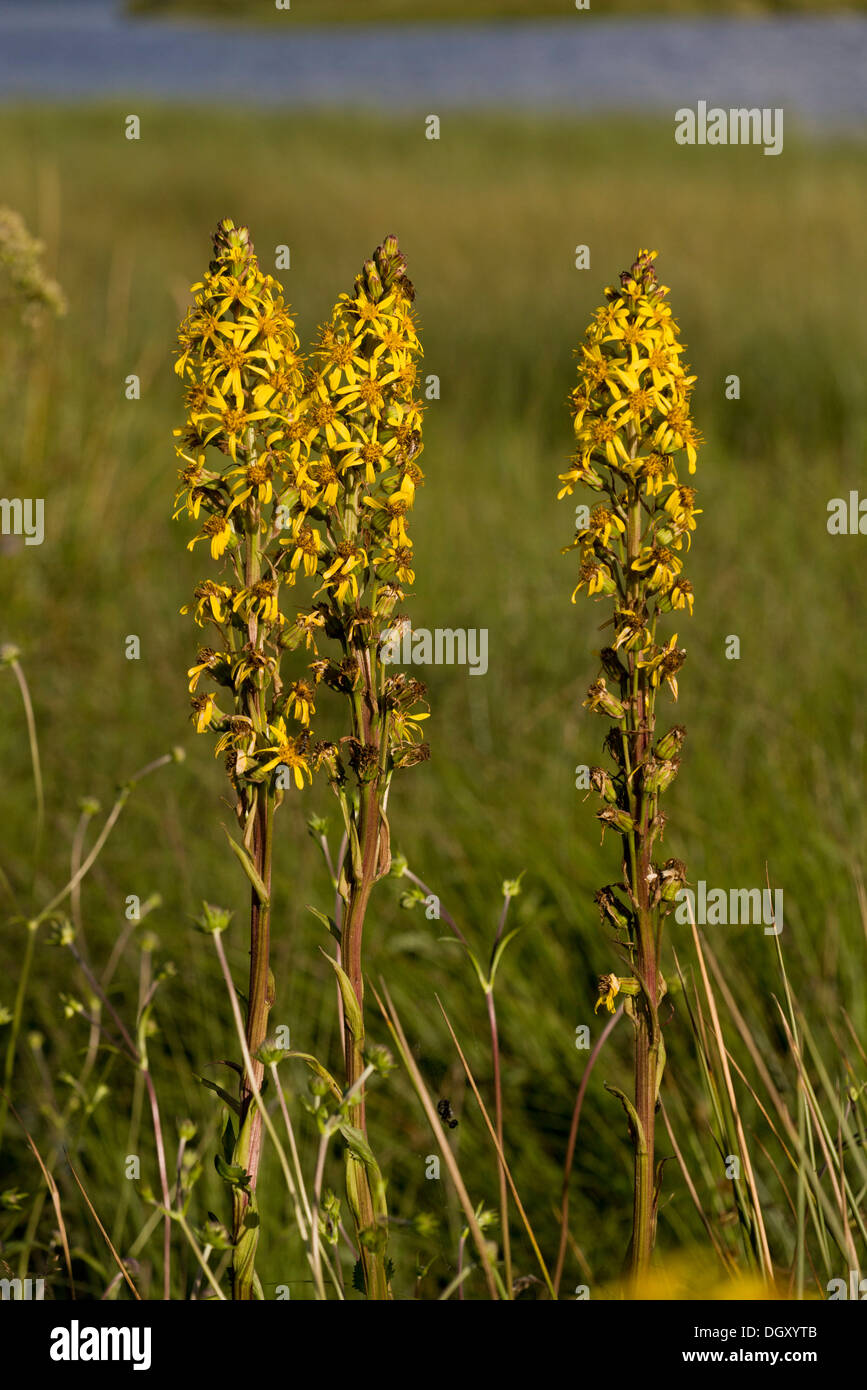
[0,2,864,129]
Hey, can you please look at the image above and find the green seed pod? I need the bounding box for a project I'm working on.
[658,858,688,901]
[597,806,636,835]
[654,725,686,761]
[590,766,619,804]
[595,886,632,930]
[643,755,680,795]
[584,678,626,720]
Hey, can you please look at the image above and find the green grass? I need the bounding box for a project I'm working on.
[0,104,865,1299]
[127,0,867,25]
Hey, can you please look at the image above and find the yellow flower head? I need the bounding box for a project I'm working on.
[284,235,423,619]
[559,250,700,623]
[174,218,306,493]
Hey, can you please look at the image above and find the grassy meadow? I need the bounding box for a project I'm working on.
[127,0,867,23]
[0,104,865,1299]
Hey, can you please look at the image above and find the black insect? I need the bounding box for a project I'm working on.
[437,1098,458,1130]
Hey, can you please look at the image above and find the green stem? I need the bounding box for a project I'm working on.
[339,791,389,1300]
[0,919,38,1151]
[10,658,44,887]
[624,469,660,1283]
[231,787,275,1301]
[337,633,390,1300]
[486,987,512,1297]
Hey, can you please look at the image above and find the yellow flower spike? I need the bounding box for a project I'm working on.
[176,234,328,1299]
[559,250,701,1280]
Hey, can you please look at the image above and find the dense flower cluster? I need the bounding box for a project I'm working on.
[281,235,430,785]
[558,247,701,664]
[173,218,312,791]
[557,249,700,992]
[173,223,430,800]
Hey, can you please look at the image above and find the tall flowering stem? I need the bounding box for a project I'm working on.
[173,219,310,1299]
[284,236,428,1297]
[558,250,701,1280]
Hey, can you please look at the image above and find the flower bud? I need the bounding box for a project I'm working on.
[653,725,686,761]
[366,1042,396,1077]
[195,902,232,935]
[389,851,408,878]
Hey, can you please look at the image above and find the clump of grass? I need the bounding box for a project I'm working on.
[127,0,859,25]
[667,920,867,1296]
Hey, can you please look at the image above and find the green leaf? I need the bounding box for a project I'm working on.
[349,818,364,881]
[221,1115,236,1163]
[194,1073,241,1118]
[214,1154,251,1190]
[338,1122,376,1169]
[488,927,521,986]
[655,1033,667,1104]
[603,1083,646,1154]
[283,1050,342,1102]
[221,826,270,905]
[320,949,364,1043]
[307,905,341,943]
[463,947,490,995]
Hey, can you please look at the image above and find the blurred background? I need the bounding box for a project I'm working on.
[0,0,865,1298]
